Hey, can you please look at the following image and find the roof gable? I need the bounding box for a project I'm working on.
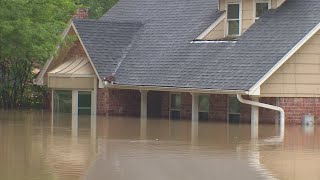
[69,0,320,93]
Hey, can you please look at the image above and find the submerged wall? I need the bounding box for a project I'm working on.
[96,89,278,124]
[279,98,320,124]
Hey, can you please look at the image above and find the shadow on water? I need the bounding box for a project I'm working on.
[0,110,320,180]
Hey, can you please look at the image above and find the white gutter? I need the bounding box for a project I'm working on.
[237,94,285,139]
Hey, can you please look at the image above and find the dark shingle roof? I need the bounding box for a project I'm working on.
[74,0,320,91]
[73,20,143,78]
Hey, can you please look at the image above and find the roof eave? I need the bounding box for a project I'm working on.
[248,22,320,95]
[105,84,249,95]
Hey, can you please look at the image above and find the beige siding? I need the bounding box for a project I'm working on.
[212,0,285,40]
[203,20,225,40]
[277,0,286,7]
[241,0,254,33]
[48,77,95,90]
[260,31,320,97]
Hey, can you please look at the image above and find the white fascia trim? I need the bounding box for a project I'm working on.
[35,20,73,85]
[71,22,104,88]
[196,12,226,40]
[106,84,248,95]
[48,73,96,78]
[253,0,271,22]
[249,22,320,95]
[225,0,242,37]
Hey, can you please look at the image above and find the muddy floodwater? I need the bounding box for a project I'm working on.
[1,110,320,180]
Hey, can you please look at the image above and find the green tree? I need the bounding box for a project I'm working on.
[0,0,76,108]
[76,0,118,19]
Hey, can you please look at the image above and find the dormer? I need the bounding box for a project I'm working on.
[197,0,286,40]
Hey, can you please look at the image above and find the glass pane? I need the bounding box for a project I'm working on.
[170,94,181,110]
[53,90,72,113]
[78,91,91,115]
[170,110,181,120]
[228,96,240,114]
[228,20,240,36]
[256,3,269,18]
[229,114,240,124]
[199,95,209,112]
[199,112,209,121]
[227,4,240,19]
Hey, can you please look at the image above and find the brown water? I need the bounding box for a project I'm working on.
[1,110,320,180]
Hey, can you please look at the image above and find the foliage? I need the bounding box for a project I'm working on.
[0,0,117,109]
[0,0,76,108]
[76,0,118,19]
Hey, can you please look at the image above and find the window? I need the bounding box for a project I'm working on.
[199,95,209,121]
[53,90,72,113]
[228,96,240,123]
[255,0,270,19]
[227,3,240,36]
[170,93,181,120]
[78,91,92,115]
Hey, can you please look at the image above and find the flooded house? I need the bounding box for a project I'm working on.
[36,0,320,126]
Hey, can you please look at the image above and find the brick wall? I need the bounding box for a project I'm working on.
[97,88,109,115]
[210,94,228,121]
[160,92,169,118]
[73,8,89,19]
[279,97,320,124]
[260,97,278,124]
[97,89,141,117]
[181,93,192,120]
[95,89,281,124]
[68,40,87,57]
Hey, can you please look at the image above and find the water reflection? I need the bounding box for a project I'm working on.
[1,110,320,180]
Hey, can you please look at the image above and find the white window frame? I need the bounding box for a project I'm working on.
[198,94,210,113]
[169,92,181,120]
[198,94,210,121]
[254,0,271,20]
[225,0,242,37]
[227,95,241,123]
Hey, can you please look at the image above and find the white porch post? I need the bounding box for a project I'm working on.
[251,97,259,139]
[191,93,199,122]
[91,78,97,115]
[140,90,149,118]
[191,93,199,145]
[72,90,78,115]
[51,89,54,113]
[140,90,148,139]
[72,90,79,142]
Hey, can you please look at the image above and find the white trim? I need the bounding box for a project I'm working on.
[198,94,210,113]
[196,12,226,40]
[169,92,182,120]
[237,94,285,139]
[227,95,241,123]
[72,90,79,115]
[225,0,242,37]
[36,21,104,89]
[191,40,237,44]
[107,84,248,95]
[71,22,104,88]
[91,78,97,115]
[36,21,73,85]
[48,73,96,78]
[249,23,320,95]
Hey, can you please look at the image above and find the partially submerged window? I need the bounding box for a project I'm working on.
[53,90,72,113]
[78,91,92,115]
[227,3,240,36]
[255,0,270,19]
[199,95,209,121]
[170,93,181,120]
[228,95,240,123]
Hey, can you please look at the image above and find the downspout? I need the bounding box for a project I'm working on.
[237,94,285,139]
